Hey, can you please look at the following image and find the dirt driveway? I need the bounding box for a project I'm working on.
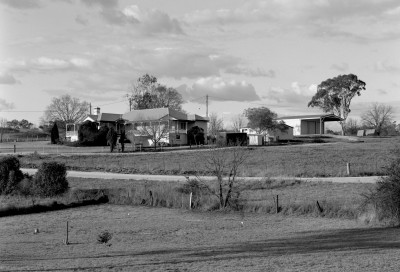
[1,205,399,271]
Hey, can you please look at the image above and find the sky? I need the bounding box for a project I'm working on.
[0,0,399,130]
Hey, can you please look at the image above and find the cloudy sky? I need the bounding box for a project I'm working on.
[1,0,399,129]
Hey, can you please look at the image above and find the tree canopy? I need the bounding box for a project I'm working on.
[43,94,90,124]
[128,74,184,112]
[244,107,285,134]
[308,74,366,135]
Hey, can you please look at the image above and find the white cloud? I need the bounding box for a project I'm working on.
[0,0,42,9]
[0,72,20,85]
[374,60,400,72]
[3,57,92,73]
[331,62,349,71]
[263,82,316,105]
[177,77,260,102]
[0,98,14,110]
[225,66,276,77]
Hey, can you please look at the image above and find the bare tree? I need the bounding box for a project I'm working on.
[344,117,360,136]
[231,114,246,132]
[43,94,90,124]
[198,144,248,208]
[0,118,7,142]
[208,112,224,140]
[136,120,170,150]
[361,103,394,136]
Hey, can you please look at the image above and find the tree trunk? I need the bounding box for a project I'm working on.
[218,175,224,208]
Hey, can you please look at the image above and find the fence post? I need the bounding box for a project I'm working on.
[64,221,69,245]
[13,145,16,153]
[189,192,192,209]
[346,163,351,176]
[276,195,279,213]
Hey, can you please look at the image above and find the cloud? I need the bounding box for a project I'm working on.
[0,0,42,9]
[262,82,316,106]
[131,47,241,79]
[225,66,276,77]
[2,57,92,73]
[121,5,184,35]
[80,0,119,9]
[374,60,400,72]
[331,62,349,71]
[0,98,14,110]
[183,0,400,42]
[0,73,20,84]
[177,77,261,102]
[75,15,89,25]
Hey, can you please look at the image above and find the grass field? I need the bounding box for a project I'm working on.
[2,205,400,271]
[12,136,400,177]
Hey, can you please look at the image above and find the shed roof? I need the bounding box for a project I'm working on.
[277,114,342,122]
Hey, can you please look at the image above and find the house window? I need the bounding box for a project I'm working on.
[180,122,186,130]
[176,134,180,140]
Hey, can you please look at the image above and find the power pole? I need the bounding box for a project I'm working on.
[89,103,92,115]
[206,94,208,117]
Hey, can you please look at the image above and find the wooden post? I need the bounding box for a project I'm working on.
[189,192,192,209]
[346,163,351,176]
[316,201,323,213]
[276,195,279,213]
[13,145,16,153]
[65,221,69,245]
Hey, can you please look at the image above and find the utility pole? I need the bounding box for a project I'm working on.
[89,103,92,115]
[206,94,208,117]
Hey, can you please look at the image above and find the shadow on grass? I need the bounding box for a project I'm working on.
[3,226,400,271]
[0,196,108,217]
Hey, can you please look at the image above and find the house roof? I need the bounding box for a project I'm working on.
[122,108,209,122]
[276,114,342,122]
[97,113,123,122]
[84,115,98,122]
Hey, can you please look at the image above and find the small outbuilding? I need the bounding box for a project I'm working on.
[276,114,342,136]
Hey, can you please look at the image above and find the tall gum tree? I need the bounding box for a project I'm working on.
[308,74,366,135]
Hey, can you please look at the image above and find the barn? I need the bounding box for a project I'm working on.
[276,114,342,135]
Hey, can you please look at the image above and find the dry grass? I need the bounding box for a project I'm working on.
[16,136,400,177]
[1,205,400,271]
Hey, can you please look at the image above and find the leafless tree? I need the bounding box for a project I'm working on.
[136,120,170,150]
[208,112,224,139]
[43,94,90,124]
[361,103,394,136]
[0,118,7,142]
[198,144,249,208]
[231,114,246,132]
[344,117,360,136]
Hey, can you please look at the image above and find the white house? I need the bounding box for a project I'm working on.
[276,114,342,136]
[240,125,294,143]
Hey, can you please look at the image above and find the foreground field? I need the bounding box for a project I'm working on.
[1,205,400,271]
[14,136,400,177]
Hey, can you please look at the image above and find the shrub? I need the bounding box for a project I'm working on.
[97,230,112,244]
[0,156,24,195]
[50,123,60,144]
[360,149,400,224]
[33,162,69,197]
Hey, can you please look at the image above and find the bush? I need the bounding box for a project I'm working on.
[0,156,24,195]
[360,149,400,224]
[78,121,109,146]
[97,230,112,244]
[51,123,60,144]
[33,162,69,197]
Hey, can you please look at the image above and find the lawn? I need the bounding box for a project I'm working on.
[14,136,400,177]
